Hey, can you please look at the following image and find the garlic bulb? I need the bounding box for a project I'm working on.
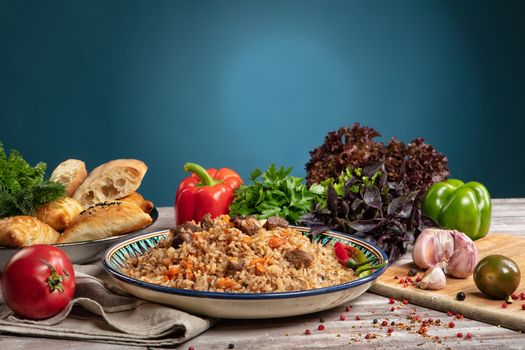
[413,228,478,281]
[419,265,447,290]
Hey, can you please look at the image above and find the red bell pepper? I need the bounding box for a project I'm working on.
[175,162,243,225]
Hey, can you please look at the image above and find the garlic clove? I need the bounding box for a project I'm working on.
[445,230,478,278]
[419,265,446,290]
[412,228,454,269]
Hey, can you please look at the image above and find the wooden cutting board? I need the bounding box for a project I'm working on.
[370,234,525,331]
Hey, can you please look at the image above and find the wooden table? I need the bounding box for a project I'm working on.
[2,199,525,349]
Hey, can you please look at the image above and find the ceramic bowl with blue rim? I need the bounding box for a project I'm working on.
[103,226,388,319]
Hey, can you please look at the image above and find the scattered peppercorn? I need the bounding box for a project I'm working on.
[365,333,372,340]
[455,313,463,320]
[387,328,394,333]
[522,304,525,310]
[399,278,405,284]
[340,315,346,321]
[402,299,409,305]
[318,324,325,331]
[449,322,455,328]
[428,318,433,323]
[304,329,311,335]
[521,292,525,300]
[188,347,195,350]
[512,293,519,300]
[407,268,417,277]
[390,307,396,312]
[228,344,235,349]
[381,320,388,326]
[394,275,399,279]
[447,311,454,316]
[389,298,395,304]
[502,303,508,308]
[345,306,351,312]
[320,318,325,323]
[457,332,463,338]
[466,332,473,339]
[390,321,395,326]
[373,319,378,324]
[355,316,361,320]
[415,276,421,282]
[456,292,466,301]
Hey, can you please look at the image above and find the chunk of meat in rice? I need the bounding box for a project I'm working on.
[170,222,201,248]
[285,249,314,269]
[233,216,262,236]
[264,216,289,230]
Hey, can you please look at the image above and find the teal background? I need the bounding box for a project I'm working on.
[1,0,524,205]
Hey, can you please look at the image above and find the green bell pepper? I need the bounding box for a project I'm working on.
[422,179,491,240]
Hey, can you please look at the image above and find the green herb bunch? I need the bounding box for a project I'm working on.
[0,143,65,218]
[229,164,320,223]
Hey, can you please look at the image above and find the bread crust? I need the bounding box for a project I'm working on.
[118,192,154,214]
[50,159,88,196]
[72,159,147,208]
[0,216,61,247]
[35,197,83,231]
[58,201,152,243]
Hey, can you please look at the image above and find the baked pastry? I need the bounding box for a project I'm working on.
[0,216,60,247]
[72,159,147,208]
[58,201,153,243]
[35,197,83,231]
[50,159,88,196]
[118,192,154,214]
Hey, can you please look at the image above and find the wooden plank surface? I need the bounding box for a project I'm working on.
[370,234,525,332]
[2,199,525,349]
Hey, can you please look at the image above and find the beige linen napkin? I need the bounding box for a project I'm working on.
[0,264,214,347]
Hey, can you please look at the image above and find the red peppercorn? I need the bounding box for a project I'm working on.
[457,332,463,338]
[318,324,325,331]
[402,299,409,305]
[406,277,412,282]
[188,347,195,350]
[389,298,395,304]
[512,293,519,300]
[365,333,372,340]
[449,321,455,328]
[415,276,421,282]
[381,320,388,326]
[394,275,399,280]
[502,303,508,308]
[304,329,311,335]
[466,332,473,339]
[387,328,394,333]
[522,304,525,310]
[390,307,396,312]
[521,292,525,300]
[345,306,351,312]
[447,311,454,316]
[340,315,346,321]
[398,278,405,284]
[428,318,433,323]
[355,315,361,320]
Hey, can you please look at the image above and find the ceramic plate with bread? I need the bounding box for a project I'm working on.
[0,158,157,256]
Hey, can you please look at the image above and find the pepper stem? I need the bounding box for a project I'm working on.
[184,162,220,187]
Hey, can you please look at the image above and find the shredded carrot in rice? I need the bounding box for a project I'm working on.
[216,277,237,289]
[268,236,285,248]
[162,267,180,277]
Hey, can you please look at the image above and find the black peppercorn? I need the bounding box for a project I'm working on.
[228,344,235,349]
[407,268,417,277]
[456,292,466,301]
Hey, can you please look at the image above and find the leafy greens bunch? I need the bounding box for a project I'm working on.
[229,164,320,223]
[0,143,65,218]
[300,162,437,262]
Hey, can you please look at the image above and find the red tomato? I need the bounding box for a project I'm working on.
[1,244,76,320]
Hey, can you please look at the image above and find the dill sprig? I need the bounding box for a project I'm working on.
[0,143,65,218]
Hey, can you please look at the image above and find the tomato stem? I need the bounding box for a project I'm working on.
[39,258,69,294]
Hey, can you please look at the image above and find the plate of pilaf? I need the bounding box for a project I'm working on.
[103,215,388,318]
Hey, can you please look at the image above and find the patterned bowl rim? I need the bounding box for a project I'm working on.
[102,226,388,300]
